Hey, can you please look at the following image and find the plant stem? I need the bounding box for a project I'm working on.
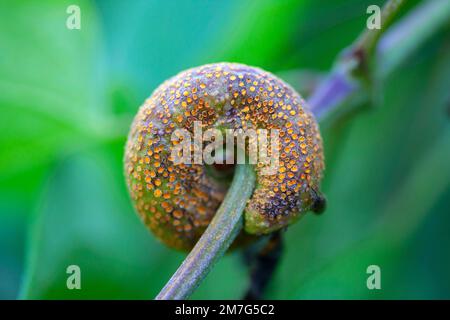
[309,0,450,120]
[308,0,407,119]
[377,0,450,78]
[155,163,256,300]
[353,0,407,56]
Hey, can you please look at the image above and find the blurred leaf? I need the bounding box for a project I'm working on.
[95,0,315,113]
[0,0,105,180]
[0,0,107,298]
[0,205,26,299]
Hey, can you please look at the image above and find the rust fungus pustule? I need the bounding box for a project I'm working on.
[124,63,325,251]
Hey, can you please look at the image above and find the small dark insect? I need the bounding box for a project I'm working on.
[311,188,327,214]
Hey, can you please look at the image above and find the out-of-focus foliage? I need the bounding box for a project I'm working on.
[0,0,449,299]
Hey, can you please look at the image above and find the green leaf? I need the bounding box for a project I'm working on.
[0,0,105,179]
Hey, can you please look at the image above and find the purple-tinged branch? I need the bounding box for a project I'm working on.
[309,0,450,120]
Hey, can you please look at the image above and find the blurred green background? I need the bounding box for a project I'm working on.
[1,0,449,299]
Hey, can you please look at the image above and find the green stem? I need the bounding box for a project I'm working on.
[308,0,408,119]
[309,0,450,120]
[353,0,407,56]
[155,164,256,300]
